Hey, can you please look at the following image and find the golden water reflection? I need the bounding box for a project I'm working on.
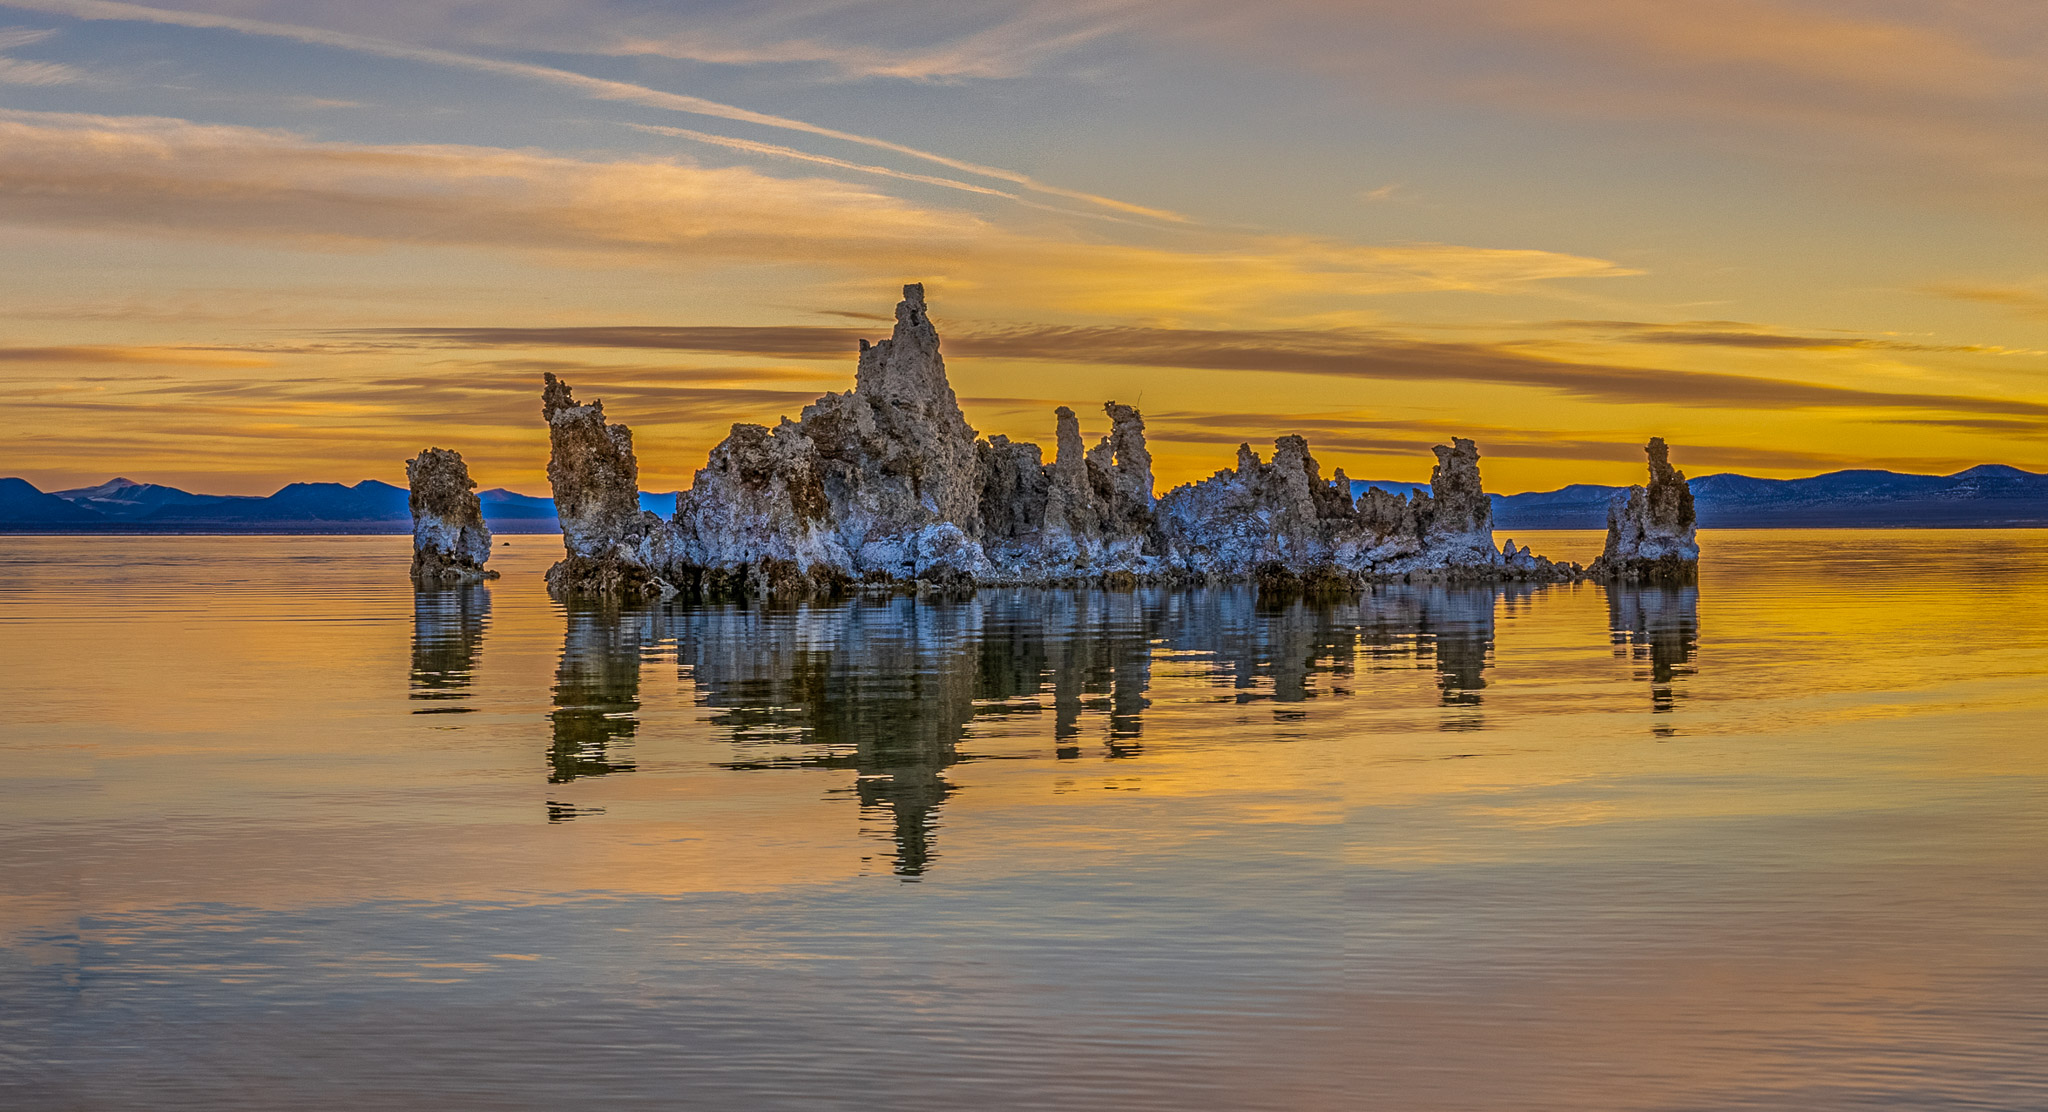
[445,582,1685,876]
[11,533,2048,1111]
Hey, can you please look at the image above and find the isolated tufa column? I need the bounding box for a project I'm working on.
[1591,437,1700,583]
[407,447,497,584]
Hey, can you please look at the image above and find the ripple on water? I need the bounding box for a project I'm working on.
[3,530,2048,1110]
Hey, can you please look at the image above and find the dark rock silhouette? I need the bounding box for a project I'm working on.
[1591,438,1700,583]
[405,447,497,584]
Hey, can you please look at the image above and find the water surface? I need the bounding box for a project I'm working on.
[3,531,2047,1110]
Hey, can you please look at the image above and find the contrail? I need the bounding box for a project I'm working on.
[625,123,1023,201]
[2,0,1189,223]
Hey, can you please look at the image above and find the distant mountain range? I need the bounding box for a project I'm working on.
[1355,464,2048,529]
[0,476,677,533]
[1,466,2043,532]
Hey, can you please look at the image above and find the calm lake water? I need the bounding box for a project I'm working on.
[3,531,2047,1110]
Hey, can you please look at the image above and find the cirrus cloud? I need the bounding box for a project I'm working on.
[0,109,1635,319]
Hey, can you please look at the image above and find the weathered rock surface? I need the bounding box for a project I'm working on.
[664,285,1160,592]
[1158,434,1578,586]
[541,373,675,598]
[1419,438,1498,565]
[406,447,497,584]
[1591,438,1700,583]
[535,283,1603,597]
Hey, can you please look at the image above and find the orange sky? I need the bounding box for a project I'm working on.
[2,1,2045,494]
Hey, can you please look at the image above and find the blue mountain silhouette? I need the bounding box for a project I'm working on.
[1,478,684,532]
[3,467,2042,532]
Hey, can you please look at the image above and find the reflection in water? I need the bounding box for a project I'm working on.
[517,583,1698,868]
[683,598,984,876]
[667,585,1523,874]
[549,604,657,808]
[408,586,490,713]
[1606,585,1702,729]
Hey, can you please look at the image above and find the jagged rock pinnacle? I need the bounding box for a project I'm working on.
[528,283,1595,597]
[1591,437,1700,583]
[540,373,674,598]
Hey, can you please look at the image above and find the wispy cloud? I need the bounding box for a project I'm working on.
[1163,0,2048,206]
[0,344,272,365]
[592,1,1139,82]
[0,110,1628,318]
[0,22,72,82]
[0,0,1181,220]
[342,320,2048,419]
[1924,283,2048,319]
[1145,410,1966,475]
[0,23,56,47]
[0,57,75,82]
[1542,319,2011,354]
[626,122,1023,202]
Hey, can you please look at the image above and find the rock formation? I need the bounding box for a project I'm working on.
[663,285,1160,592]
[405,447,497,584]
[1590,438,1700,583]
[1157,434,1578,587]
[541,373,675,598]
[1419,438,1498,565]
[535,282,1597,597]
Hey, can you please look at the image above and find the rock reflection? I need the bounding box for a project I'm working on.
[549,603,661,796]
[682,597,985,876]
[1235,586,1504,729]
[668,586,1520,874]
[409,585,490,713]
[1606,585,1701,728]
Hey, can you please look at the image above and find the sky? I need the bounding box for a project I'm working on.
[1,0,2045,495]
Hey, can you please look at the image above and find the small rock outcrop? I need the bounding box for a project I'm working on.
[1159,435,1350,580]
[406,447,497,584]
[1158,434,1577,586]
[1590,438,1700,583]
[542,373,675,598]
[531,283,1603,597]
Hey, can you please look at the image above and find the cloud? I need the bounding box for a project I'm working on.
[626,122,1026,203]
[0,344,272,365]
[344,320,2048,419]
[19,0,2046,207]
[948,326,2048,415]
[12,362,831,433]
[591,1,1139,82]
[0,24,56,47]
[1924,284,2048,319]
[1159,0,2048,205]
[0,21,73,83]
[0,110,1629,317]
[1880,415,2048,435]
[0,0,1179,220]
[20,0,1140,84]
[1144,409,2006,477]
[359,325,866,358]
[0,108,993,256]
[1542,319,2002,354]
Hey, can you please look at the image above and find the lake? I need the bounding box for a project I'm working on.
[3,531,2047,1110]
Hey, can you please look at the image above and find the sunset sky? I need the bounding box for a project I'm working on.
[2,0,2045,495]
